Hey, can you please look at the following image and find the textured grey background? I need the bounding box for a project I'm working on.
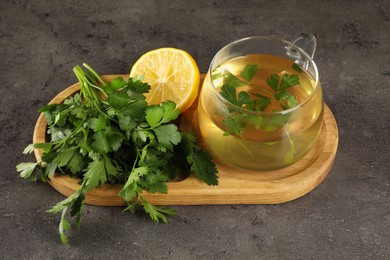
[1,0,390,259]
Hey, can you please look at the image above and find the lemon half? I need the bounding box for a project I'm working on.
[130,48,200,113]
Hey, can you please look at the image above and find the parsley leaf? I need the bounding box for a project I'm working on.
[84,159,107,188]
[223,70,246,87]
[287,95,297,108]
[103,77,127,93]
[279,74,299,91]
[160,101,180,123]
[16,162,38,181]
[237,91,250,106]
[145,105,164,128]
[292,63,303,73]
[247,93,271,111]
[119,166,148,202]
[91,131,109,153]
[180,132,218,185]
[89,115,108,132]
[44,162,58,178]
[220,84,237,105]
[153,124,181,150]
[127,79,151,100]
[223,114,245,136]
[139,171,169,194]
[141,196,176,223]
[53,147,77,167]
[117,114,137,131]
[67,151,84,174]
[23,144,35,154]
[120,100,147,120]
[107,92,131,110]
[240,64,258,82]
[267,74,280,92]
[187,149,219,185]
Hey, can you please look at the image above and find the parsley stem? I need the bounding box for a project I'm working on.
[74,67,112,120]
[249,83,274,96]
[82,63,106,86]
[236,134,254,157]
[52,122,83,150]
[85,79,108,98]
[123,150,139,191]
[284,125,295,163]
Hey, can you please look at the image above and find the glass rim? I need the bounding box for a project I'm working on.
[208,35,320,116]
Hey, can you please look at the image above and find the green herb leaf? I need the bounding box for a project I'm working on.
[107,92,130,110]
[237,91,250,106]
[103,77,127,93]
[145,105,164,128]
[59,208,70,244]
[292,63,303,73]
[180,132,218,185]
[16,162,38,180]
[117,114,137,131]
[240,64,258,82]
[141,196,175,223]
[48,190,82,213]
[287,95,297,108]
[153,124,181,150]
[48,127,72,142]
[160,101,180,123]
[123,201,139,214]
[70,191,85,218]
[278,91,292,100]
[104,156,121,177]
[140,171,168,194]
[187,149,218,186]
[91,132,109,153]
[127,79,151,100]
[223,115,245,135]
[247,93,271,111]
[84,159,107,188]
[106,127,124,151]
[123,166,149,190]
[218,64,301,140]
[121,100,147,121]
[53,147,77,167]
[267,74,280,92]
[242,114,263,130]
[44,162,57,178]
[223,70,246,88]
[34,143,53,153]
[89,115,108,132]
[211,72,223,81]
[23,144,35,154]
[220,84,237,105]
[67,151,84,174]
[279,74,299,91]
[263,113,290,132]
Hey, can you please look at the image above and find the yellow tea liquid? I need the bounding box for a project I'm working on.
[198,54,323,170]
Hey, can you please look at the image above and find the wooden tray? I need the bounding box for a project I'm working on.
[33,74,338,206]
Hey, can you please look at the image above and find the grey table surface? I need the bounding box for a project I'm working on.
[1,0,389,259]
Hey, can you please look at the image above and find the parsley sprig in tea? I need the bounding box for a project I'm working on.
[215,63,302,136]
[17,64,218,244]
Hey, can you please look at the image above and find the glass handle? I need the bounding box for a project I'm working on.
[290,32,317,59]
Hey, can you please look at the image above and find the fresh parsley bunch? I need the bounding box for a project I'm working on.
[17,63,218,244]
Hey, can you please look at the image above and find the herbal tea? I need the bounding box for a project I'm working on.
[198,54,324,170]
